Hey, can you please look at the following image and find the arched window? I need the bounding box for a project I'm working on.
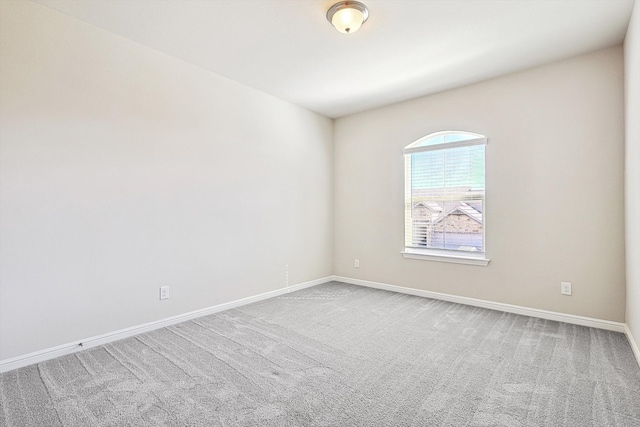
[402,131,489,266]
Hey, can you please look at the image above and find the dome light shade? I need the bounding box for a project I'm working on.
[327,1,369,34]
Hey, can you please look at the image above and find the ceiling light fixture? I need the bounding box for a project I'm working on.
[327,1,369,34]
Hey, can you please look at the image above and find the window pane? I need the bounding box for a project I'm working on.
[409,131,483,150]
[406,138,485,253]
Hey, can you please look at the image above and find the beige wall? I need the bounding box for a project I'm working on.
[0,1,333,360]
[0,0,632,364]
[625,1,640,351]
[334,47,626,322]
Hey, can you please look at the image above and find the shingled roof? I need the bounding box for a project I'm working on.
[435,202,482,224]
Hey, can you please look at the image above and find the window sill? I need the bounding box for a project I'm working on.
[401,249,490,266]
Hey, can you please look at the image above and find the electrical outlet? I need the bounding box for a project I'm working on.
[561,282,572,296]
[160,286,170,300]
[355,259,360,268]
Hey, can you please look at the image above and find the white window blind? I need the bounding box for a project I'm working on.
[404,132,486,256]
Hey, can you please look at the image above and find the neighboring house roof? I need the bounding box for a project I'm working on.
[438,202,483,224]
[465,200,483,214]
[413,202,443,212]
[413,201,483,225]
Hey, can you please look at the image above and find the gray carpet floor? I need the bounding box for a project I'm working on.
[1,281,639,426]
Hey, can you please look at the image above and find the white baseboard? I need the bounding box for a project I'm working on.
[624,324,640,368]
[4,275,637,373]
[0,276,330,374]
[334,275,640,367]
[331,275,627,333]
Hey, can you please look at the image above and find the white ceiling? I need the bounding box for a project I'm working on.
[35,0,635,118]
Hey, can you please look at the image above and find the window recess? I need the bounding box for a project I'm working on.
[402,131,489,266]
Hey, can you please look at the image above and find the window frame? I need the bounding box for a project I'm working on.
[401,131,490,266]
